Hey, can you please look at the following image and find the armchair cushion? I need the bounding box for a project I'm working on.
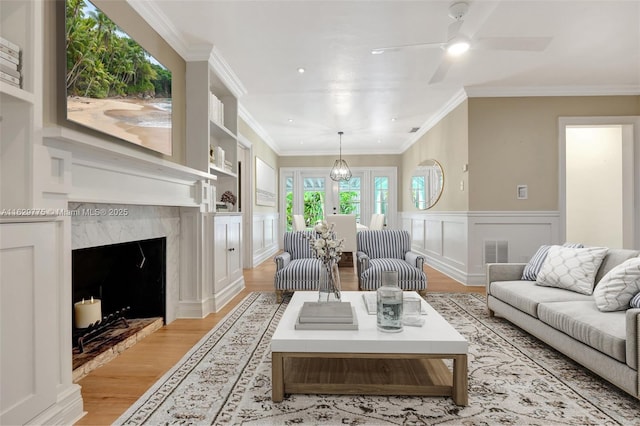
[356,229,426,292]
[274,231,327,297]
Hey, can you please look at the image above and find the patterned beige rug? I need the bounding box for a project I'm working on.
[114,292,640,425]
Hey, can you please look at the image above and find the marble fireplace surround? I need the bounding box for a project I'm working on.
[70,203,181,323]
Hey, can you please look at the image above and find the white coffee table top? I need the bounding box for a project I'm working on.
[271,291,468,354]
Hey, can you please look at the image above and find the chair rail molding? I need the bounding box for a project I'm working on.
[402,210,560,286]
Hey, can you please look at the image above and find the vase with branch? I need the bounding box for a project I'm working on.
[308,220,344,302]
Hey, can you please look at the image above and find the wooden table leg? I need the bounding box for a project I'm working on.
[272,352,284,402]
[452,354,468,406]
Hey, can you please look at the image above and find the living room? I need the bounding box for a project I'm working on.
[1,0,639,424]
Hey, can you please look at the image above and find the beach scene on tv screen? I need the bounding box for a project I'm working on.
[65,0,172,155]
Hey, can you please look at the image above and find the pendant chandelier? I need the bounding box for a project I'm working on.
[329,131,352,182]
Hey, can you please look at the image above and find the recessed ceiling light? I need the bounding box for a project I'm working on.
[377,139,382,144]
[297,67,305,73]
[391,117,397,122]
[288,118,294,123]
[371,49,385,55]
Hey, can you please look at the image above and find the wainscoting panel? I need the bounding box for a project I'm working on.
[402,211,560,286]
[253,213,279,267]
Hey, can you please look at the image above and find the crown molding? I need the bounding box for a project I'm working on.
[464,85,640,98]
[238,104,281,155]
[126,0,192,59]
[209,47,247,99]
[399,88,469,154]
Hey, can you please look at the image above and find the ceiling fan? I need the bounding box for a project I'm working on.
[371,1,552,84]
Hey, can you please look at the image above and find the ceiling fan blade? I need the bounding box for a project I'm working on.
[428,56,454,84]
[474,37,552,52]
[371,41,445,54]
[447,20,464,40]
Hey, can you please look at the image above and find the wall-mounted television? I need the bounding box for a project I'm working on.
[65,0,172,155]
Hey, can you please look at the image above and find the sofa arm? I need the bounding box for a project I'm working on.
[274,252,291,271]
[625,308,640,371]
[485,263,527,294]
[405,251,425,269]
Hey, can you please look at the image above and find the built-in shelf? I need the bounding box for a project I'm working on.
[209,163,237,178]
[210,120,236,140]
[0,83,35,104]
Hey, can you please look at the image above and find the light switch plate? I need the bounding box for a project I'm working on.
[517,185,528,199]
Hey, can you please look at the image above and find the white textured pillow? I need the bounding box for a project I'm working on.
[536,246,608,295]
[593,257,640,311]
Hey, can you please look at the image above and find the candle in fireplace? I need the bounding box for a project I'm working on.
[74,297,102,328]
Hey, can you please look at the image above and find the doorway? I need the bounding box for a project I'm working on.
[559,117,639,249]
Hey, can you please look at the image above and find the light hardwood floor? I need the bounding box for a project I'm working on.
[75,259,484,425]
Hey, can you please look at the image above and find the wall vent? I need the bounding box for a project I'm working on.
[484,240,509,263]
[409,127,420,133]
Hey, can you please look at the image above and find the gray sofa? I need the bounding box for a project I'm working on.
[486,248,640,400]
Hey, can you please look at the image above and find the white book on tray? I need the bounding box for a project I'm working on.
[361,292,428,315]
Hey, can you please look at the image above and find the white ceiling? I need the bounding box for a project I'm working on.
[129,0,640,156]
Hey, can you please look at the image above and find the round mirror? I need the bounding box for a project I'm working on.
[411,159,444,210]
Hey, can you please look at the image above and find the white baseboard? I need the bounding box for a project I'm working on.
[27,384,84,426]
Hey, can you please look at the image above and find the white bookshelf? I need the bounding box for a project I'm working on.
[0,0,41,210]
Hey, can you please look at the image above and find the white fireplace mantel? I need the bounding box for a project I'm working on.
[42,126,216,208]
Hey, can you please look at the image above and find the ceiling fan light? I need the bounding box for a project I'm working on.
[447,39,470,56]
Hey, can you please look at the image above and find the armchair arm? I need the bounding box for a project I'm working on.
[625,308,640,371]
[356,251,370,270]
[274,252,291,271]
[405,251,425,269]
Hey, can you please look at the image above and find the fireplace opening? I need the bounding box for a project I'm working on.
[73,237,166,323]
[71,237,166,378]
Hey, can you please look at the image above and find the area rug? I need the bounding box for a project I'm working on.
[114,292,640,425]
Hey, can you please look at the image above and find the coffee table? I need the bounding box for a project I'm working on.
[271,291,468,405]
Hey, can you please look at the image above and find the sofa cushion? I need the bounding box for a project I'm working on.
[536,246,608,295]
[521,243,583,281]
[593,257,640,312]
[489,280,592,317]
[594,248,640,285]
[537,301,627,363]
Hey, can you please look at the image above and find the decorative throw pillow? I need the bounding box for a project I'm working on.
[593,257,640,311]
[631,292,640,309]
[521,242,584,281]
[536,246,608,295]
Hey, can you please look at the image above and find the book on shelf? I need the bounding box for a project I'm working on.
[0,63,20,78]
[0,71,20,87]
[0,50,19,66]
[0,75,20,89]
[0,44,19,60]
[0,57,18,71]
[0,36,20,53]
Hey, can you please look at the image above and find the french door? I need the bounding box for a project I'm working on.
[281,167,396,232]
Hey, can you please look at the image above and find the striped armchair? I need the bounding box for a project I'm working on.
[356,230,427,294]
[274,231,328,302]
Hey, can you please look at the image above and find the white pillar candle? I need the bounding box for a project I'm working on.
[74,297,102,328]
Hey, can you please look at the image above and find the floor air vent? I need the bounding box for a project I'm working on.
[484,240,508,263]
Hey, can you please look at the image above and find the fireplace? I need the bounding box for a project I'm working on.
[72,237,167,326]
